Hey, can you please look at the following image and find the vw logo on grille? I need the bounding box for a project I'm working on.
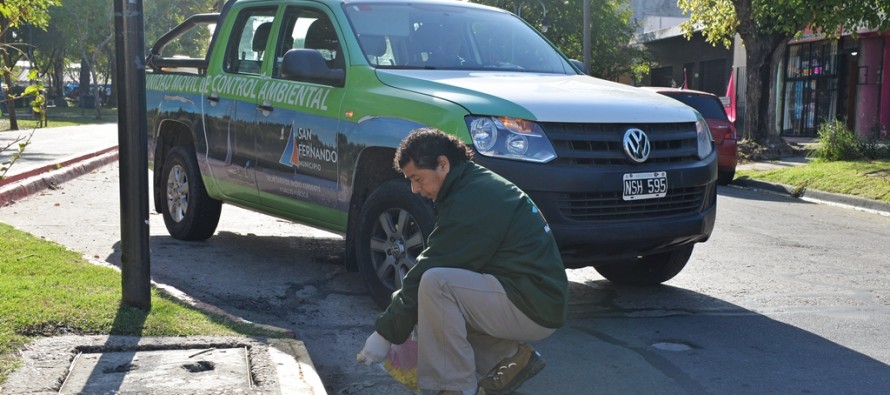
[623,128,650,163]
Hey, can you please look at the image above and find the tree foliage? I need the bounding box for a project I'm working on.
[475,0,649,81]
[0,0,59,130]
[8,0,219,120]
[679,0,890,142]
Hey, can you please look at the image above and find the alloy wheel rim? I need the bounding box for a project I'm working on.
[166,164,189,222]
[368,208,425,291]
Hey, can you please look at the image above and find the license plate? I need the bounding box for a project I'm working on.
[623,171,668,201]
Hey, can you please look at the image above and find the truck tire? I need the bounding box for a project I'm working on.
[161,146,222,241]
[594,245,693,285]
[357,179,436,309]
[717,169,735,186]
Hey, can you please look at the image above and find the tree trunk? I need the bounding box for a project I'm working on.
[767,40,788,140]
[79,56,91,113]
[739,33,791,142]
[1,49,19,131]
[50,50,66,104]
[90,65,101,119]
[732,0,790,143]
[90,34,113,119]
[741,39,772,141]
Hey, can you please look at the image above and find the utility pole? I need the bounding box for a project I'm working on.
[583,0,590,74]
[114,0,151,310]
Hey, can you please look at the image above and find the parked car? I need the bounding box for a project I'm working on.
[640,87,738,185]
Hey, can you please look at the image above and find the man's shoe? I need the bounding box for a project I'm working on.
[478,344,545,395]
[435,387,485,395]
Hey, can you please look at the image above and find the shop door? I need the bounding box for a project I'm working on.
[781,41,839,137]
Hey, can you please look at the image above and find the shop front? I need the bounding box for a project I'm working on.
[779,32,889,138]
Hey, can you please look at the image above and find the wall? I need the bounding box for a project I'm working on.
[855,37,883,136]
[642,32,733,95]
[882,36,890,138]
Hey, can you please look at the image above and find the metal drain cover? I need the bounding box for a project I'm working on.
[60,347,250,393]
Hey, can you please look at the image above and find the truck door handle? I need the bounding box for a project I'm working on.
[257,104,274,113]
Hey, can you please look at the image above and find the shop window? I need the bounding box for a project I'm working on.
[781,40,840,137]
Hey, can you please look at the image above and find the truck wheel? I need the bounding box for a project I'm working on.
[594,245,693,285]
[161,146,222,241]
[357,179,436,309]
[717,169,735,185]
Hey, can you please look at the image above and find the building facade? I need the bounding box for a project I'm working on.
[779,31,889,139]
[638,27,889,139]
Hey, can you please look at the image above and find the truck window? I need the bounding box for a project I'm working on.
[357,34,394,66]
[342,2,575,73]
[223,8,276,75]
[273,8,344,80]
[157,23,215,60]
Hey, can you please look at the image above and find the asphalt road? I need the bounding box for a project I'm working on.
[1,163,889,394]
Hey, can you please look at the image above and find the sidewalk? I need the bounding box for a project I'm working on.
[734,156,890,216]
[1,124,119,206]
[0,124,328,394]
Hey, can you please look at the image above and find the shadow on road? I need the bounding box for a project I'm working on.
[106,230,353,317]
[719,183,815,204]
[533,280,890,394]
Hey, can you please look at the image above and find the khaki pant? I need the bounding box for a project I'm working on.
[417,267,555,393]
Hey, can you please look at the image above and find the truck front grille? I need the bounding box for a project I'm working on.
[557,186,705,221]
[542,122,699,166]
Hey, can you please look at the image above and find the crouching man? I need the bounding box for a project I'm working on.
[359,128,568,395]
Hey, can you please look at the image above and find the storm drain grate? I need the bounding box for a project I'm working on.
[59,347,251,393]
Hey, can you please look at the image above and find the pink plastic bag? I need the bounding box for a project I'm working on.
[383,332,418,391]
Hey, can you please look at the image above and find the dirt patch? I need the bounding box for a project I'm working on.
[865,169,890,181]
[738,138,809,163]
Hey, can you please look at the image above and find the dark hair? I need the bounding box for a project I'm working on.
[394,128,474,172]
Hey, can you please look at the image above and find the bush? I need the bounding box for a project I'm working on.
[814,119,862,161]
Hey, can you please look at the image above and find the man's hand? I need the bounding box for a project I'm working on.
[356,331,391,366]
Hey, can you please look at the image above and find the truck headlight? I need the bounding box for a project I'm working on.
[467,116,557,163]
[695,112,714,159]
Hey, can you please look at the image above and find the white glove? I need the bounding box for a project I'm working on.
[357,331,391,366]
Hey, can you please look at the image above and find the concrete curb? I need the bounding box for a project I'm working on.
[732,177,890,216]
[0,146,119,186]
[0,148,120,207]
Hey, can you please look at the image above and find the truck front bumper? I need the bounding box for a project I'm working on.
[475,154,717,269]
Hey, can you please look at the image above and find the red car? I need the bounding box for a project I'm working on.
[641,87,738,185]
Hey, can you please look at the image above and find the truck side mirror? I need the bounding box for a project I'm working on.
[569,59,588,75]
[281,49,345,86]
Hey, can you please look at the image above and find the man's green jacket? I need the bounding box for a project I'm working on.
[376,161,568,344]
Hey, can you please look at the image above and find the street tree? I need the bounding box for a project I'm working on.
[0,0,59,131]
[29,8,71,105]
[477,0,649,82]
[51,0,114,119]
[679,0,890,143]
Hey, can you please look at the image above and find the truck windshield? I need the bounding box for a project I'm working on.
[343,2,576,73]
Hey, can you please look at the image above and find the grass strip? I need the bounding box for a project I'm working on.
[736,159,890,203]
[1,106,118,130]
[0,222,280,384]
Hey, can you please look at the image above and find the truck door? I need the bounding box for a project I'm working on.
[253,7,346,226]
[203,7,276,204]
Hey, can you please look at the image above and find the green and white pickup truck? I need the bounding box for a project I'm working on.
[146,0,717,307]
